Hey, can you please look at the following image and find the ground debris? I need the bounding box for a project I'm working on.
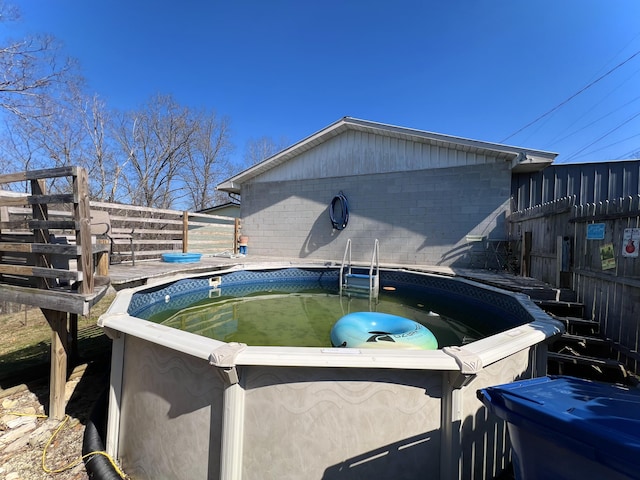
[0,361,109,480]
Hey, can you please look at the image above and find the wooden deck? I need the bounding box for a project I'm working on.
[107,255,339,288]
[105,255,568,297]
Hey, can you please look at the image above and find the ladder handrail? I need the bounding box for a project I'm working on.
[339,238,352,295]
[340,238,379,298]
[369,238,379,293]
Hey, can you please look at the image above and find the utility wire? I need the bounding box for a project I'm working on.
[564,132,640,161]
[616,142,640,159]
[544,66,640,147]
[548,94,640,147]
[562,110,640,162]
[501,48,640,143]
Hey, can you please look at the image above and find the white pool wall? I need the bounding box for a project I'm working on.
[99,265,563,480]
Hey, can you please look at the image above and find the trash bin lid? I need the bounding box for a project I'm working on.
[478,376,640,470]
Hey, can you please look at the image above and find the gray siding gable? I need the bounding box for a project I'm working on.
[218,117,557,193]
[252,129,501,183]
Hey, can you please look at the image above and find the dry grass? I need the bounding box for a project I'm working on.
[0,294,115,382]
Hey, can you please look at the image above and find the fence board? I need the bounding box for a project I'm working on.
[510,193,640,373]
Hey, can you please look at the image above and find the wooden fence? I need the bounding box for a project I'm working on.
[509,194,640,373]
[88,201,239,263]
[2,199,239,267]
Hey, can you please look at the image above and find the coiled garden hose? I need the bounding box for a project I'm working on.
[330,192,349,230]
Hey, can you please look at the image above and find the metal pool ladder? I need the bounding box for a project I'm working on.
[340,238,379,298]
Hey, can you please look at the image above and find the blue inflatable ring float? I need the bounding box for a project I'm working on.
[330,312,438,350]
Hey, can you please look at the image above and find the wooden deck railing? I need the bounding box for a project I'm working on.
[0,166,239,418]
[3,197,239,266]
[0,167,102,303]
[0,167,107,419]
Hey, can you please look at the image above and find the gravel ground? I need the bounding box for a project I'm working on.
[0,358,113,480]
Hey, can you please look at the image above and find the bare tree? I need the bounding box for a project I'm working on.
[182,111,234,210]
[77,93,124,202]
[0,4,242,206]
[0,3,74,120]
[0,116,46,191]
[0,0,89,197]
[242,135,289,168]
[115,94,199,208]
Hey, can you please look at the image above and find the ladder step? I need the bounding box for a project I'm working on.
[344,274,378,292]
[342,283,371,291]
[345,273,371,279]
[341,288,374,299]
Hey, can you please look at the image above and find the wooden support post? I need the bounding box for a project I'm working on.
[96,243,110,276]
[234,218,240,254]
[183,211,189,253]
[43,308,68,420]
[555,235,563,288]
[75,168,94,293]
[521,231,532,277]
[69,313,78,364]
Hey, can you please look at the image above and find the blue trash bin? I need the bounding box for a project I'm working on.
[478,376,640,480]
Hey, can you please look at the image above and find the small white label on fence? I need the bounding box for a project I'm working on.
[622,228,640,258]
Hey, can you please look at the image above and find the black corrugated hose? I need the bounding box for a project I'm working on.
[82,388,125,479]
[330,191,349,230]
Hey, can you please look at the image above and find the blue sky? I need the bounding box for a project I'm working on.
[7,0,640,164]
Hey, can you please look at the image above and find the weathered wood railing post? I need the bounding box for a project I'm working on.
[183,211,189,253]
[75,167,94,293]
[521,231,532,277]
[31,178,52,290]
[234,218,240,254]
[95,245,110,276]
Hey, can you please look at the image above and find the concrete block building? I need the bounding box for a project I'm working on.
[217,117,557,266]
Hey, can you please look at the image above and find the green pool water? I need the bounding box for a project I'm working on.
[148,288,486,348]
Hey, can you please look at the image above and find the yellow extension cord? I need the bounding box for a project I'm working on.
[7,412,127,478]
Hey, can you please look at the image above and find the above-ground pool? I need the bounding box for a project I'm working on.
[99,264,564,480]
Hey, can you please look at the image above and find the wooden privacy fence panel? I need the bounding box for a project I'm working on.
[5,201,239,264]
[84,202,239,260]
[570,196,640,277]
[509,194,640,373]
[512,159,640,211]
[569,195,640,373]
[90,201,184,262]
[509,196,576,285]
[185,212,237,255]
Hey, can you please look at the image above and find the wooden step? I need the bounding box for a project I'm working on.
[519,287,577,302]
[534,299,585,318]
[549,314,600,336]
[547,351,629,384]
[551,334,614,358]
